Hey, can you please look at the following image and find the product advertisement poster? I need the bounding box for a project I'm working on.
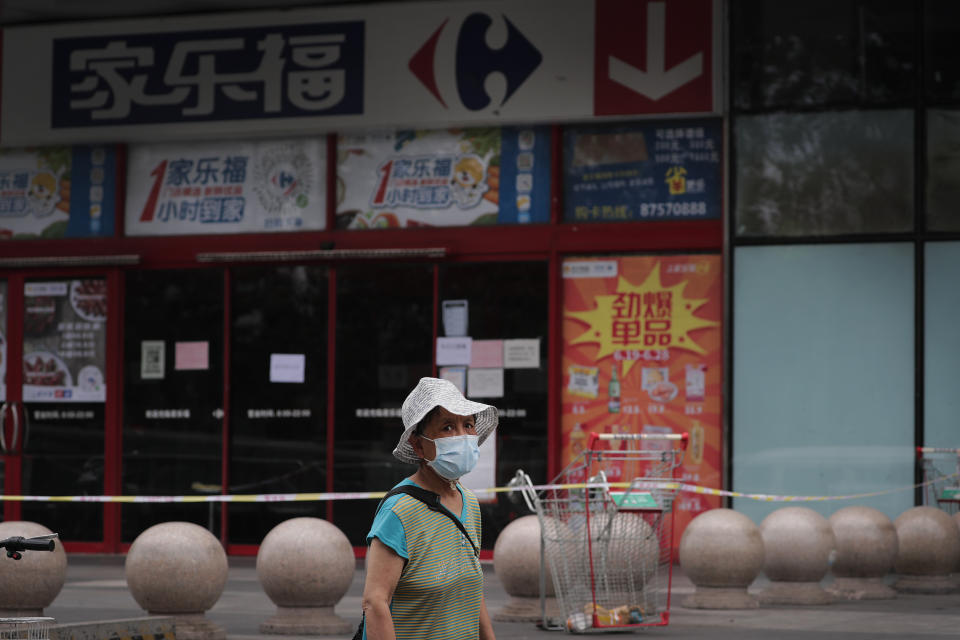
[563,119,722,223]
[22,279,107,402]
[562,255,722,546]
[126,138,326,236]
[0,146,116,240]
[336,127,551,228]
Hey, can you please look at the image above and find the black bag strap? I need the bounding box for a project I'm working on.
[378,484,480,557]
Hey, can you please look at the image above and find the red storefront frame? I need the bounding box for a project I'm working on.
[0,130,723,554]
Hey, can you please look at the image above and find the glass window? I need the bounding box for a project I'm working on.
[926,109,960,231]
[332,264,433,546]
[122,269,224,542]
[732,243,914,524]
[925,0,960,105]
[735,110,913,236]
[439,262,548,548]
[924,242,960,447]
[228,265,328,545]
[732,0,916,111]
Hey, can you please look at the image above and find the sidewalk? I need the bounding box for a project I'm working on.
[45,556,960,639]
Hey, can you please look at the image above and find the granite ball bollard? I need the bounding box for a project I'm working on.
[758,507,836,605]
[827,506,898,600]
[0,521,67,616]
[678,509,763,609]
[257,517,355,635]
[893,506,960,594]
[125,522,228,640]
[492,515,560,622]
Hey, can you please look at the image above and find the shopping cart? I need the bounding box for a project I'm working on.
[515,431,687,633]
[0,618,54,640]
[917,447,960,515]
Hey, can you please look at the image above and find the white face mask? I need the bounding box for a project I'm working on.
[420,434,480,480]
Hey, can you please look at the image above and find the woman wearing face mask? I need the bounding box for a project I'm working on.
[360,377,498,640]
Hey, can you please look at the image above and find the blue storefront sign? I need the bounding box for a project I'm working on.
[51,21,364,128]
[563,119,722,222]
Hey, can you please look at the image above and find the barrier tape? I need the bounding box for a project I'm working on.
[0,473,955,504]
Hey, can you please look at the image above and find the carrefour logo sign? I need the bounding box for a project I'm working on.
[408,12,542,111]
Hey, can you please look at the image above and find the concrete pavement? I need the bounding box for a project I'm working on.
[43,556,960,639]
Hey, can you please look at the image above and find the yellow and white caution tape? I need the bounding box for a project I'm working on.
[0,472,954,504]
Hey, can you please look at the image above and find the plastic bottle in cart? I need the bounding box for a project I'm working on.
[570,422,586,457]
[607,364,621,413]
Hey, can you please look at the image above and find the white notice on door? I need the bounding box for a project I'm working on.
[141,340,165,380]
[270,353,306,383]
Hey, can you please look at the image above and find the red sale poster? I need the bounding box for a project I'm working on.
[562,254,723,548]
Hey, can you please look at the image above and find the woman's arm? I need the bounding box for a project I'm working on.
[361,538,406,640]
[479,594,496,640]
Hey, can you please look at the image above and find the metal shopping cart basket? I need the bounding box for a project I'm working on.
[917,447,960,515]
[0,618,54,640]
[514,431,687,633]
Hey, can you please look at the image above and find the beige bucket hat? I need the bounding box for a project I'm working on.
[393,377,499,464]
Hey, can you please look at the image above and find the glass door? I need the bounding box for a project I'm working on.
[1,273,114,547]
[122,269,224,542]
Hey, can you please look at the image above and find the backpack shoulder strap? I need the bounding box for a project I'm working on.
[381,485,480,557]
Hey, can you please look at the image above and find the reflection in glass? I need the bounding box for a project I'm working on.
[925,0,960,104]
[439,262,548,548]
[926,110,960,231]
[332,264,433,546]
[733,0,915,111]
[735,110,913,236]
[122,270,223,541]
[228,266,328,545]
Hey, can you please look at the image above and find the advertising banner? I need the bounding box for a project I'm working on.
[1,0,720,146]
[564,119,722,222]
[337,127,550,228]
[562,254,722,546]
[23,279,108,402]
[0,146,116,240]
[126,138,326,236]
[0,282,6,402]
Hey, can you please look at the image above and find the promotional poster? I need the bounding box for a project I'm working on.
[0,146,116,239]
[564,119,722,223]
[562,255,722,546]
[126,138,326,235]
[336,127,551,228]
[22,279,107,403]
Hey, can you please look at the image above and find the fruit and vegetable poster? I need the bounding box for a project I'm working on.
[562,255,722,546]
[126,138,326,236]
[22,279,107,402]
[0,146,116,240]
[336,127,551,229]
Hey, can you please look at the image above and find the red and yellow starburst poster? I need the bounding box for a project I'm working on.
[562,254,723,547]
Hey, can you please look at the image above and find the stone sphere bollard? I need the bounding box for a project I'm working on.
[126,522,228,640]
[257,517,355,635]
[758,507,836,605]
[0,521,66,616]
[492,515,559,622]
[893,506,960,594]
[678,509,763,609]
[826,506,898,600]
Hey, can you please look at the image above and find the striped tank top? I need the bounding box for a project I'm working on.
[372,483,484,640]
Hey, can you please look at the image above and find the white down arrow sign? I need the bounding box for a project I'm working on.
[609,1,703,101]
